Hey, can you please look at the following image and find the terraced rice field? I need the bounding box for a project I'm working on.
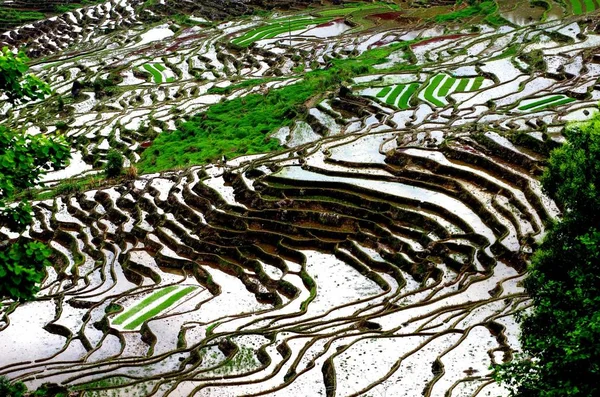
[142,63,176,84]
[231,17,333,47]
[0,0,599,396]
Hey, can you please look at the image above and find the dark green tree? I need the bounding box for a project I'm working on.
[494,117,600,396]
[0,47,70,301]
[105,149,124,178]
[0,46,50,104]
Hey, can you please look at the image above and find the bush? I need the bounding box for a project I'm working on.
[105,149,124,178]
[0,376,26,397]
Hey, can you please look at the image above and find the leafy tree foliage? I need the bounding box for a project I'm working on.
[105,149,124,177]
[0,47,50,104]
[0,376,26,397]
[0,48,70,301]
[494,117,600,396]
[0,127,68,300]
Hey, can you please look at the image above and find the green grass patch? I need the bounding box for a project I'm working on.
[139,39,420,173]
[112,286,178,325]
[435,0,498,23]
[207,77,283,95]
[123,286,196,330]
[489,43,520,61]
[0,8,45,23]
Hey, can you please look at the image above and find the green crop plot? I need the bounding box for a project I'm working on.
[112,286,178,325]
[518,95,576,111]
[111,285,197,330]
[376,86,392,98]
[422,74,486,107]
[143,63,164,83]
[569,0,599,15]
[398,83,420,109]
[142,63,174,83]
[423,74,446,107]
[232,17,332,47]
[373,82,419,109]
[123,286,196,330]
[316,2,399,17]
[371,74,486,109]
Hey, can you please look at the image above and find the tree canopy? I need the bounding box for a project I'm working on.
[0,47,69,301]
[0,46,50,104]
[494,116,600,396]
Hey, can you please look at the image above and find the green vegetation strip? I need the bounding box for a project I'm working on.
[232,17,331,47]
[570,0,583,14]
[530,97,576,111]
[386,85,406,105]
[124,286,196,330]
[471,76,485,91]
[113,286,178,325]
[376,86,392,98]
[455,78,469,92]
[423,74,446,107]
[435,0,498,23]
[519,95,565,110]
[585,0,598,13]
[316,2,399,17]
[438,77,457,97]
[143,64,163,83]
[398,83,419,109]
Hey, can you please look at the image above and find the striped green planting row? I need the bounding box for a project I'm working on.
[113,286,178,325]
[232,17,332,47]
[422,74,485,107]
[423,74,447,107]
[143,63,174,83]
[317,2,399,17]
[375,83,420,110]
[378,83,420,109]
[518,95,576,111]
[372,75,486,109]
[124,286,196,330]
[569,0,599,15]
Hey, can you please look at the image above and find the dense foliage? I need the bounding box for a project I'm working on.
[0,47,50,104]
[0,127,69,301]
[0,50,70,302]
[105,149,124,177]
[0,375,26,397]
[494,116,600,396]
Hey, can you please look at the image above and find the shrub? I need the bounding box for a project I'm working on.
[0,376,26,397]
[105,149,124,178]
